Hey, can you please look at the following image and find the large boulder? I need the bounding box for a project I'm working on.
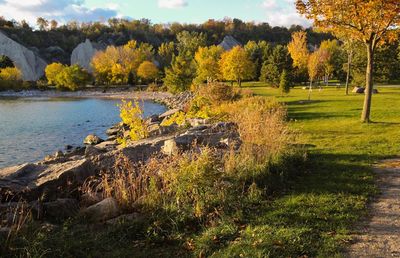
[0,159,94,201]
[352,87,365,94]
[81,197,120,222]
[0,31,47,81]
[43,198,79,220]
[84,134,104,145]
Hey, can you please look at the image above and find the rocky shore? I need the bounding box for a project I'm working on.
[0,91,239,229]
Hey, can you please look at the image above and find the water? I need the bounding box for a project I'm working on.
[0,97,166,168]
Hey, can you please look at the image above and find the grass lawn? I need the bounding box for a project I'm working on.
[229,83,400,256]
[8,84,400,257]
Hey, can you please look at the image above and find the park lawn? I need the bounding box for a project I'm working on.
[10,85,400,257]
[219,84,400,256]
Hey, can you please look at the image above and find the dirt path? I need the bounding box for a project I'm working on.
[347,159,400,257]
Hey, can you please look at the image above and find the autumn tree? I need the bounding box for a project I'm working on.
[0,67,22,81]
[319,40,345,86]
[137,61,159,83]
[45,63,65,85]
[50,20,58,30]
[91,40,154,85]
[36,17,48,31]
[288,31,309,71]
[54,65,91,91]
[296,0,400,122]
[219,46,255,87]
[307,48,325,100]
[194,45,224,84]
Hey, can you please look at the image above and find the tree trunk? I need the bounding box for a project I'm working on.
[238,78,241,87]
[361,44,374,123]
[345,49,353,95]
[308,80,313,101]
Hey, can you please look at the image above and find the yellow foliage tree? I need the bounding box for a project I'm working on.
[296,0,400,122]
[0,67,22,81]
[137,61,159,83]
[91,41,154,85]
[194,45,224,84]
[287,31,309,71]
[307,48,325,100]
[45,63,65,85]
[219,46,255,87]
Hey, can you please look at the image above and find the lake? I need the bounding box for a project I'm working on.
[0,97,166,168]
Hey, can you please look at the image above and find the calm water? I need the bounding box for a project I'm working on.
[0,97,166,168]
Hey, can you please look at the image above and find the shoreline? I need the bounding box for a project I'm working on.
[0,88,173,101]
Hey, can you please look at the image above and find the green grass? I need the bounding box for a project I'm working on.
[5,85,400,257]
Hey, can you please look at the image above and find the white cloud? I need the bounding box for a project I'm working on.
[158,0,188,9]
[262,0,311,27]
[0,0,119,25]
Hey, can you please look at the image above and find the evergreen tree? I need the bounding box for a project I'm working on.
[279,69,291,95]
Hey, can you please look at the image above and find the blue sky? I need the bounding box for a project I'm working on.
[0,0,310,27]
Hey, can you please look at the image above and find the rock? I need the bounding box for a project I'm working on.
[147,123,162,137]
[81,197,120,222]
[219,35,241,51]
[0,159,94,201]
[187,118,209,127]
[80,193,103,207]
[159,108,181,119]
[43,198,79,220]
[0,31,47,81]
[106,126,121,136]
[95,140,118,150]
[70,39,98,73]
[54,151,64,158]
[85,145,105,157]
[372,89,379,94]
[106,212,142,225]
[352,87,365,93]
[162,122,240,155]
[146,114,160,124]
[162,139,179,156]
[83,134,104,145]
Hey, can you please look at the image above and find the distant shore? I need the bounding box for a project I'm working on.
[0,87,173,101]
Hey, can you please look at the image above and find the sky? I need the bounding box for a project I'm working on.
[0,0,311,28]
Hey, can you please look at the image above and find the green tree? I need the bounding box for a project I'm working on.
[279,70,291,95]
[260,45,292,87]
[158,42,176,70]
[176,31,207,57]
[164,53,196,93]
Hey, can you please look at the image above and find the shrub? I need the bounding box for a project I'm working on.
[196,82,239,105]
[146,82,159,92]
[118,99,148,141]
[0,67,22,81]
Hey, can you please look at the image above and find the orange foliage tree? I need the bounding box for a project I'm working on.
[296,0,400,122]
